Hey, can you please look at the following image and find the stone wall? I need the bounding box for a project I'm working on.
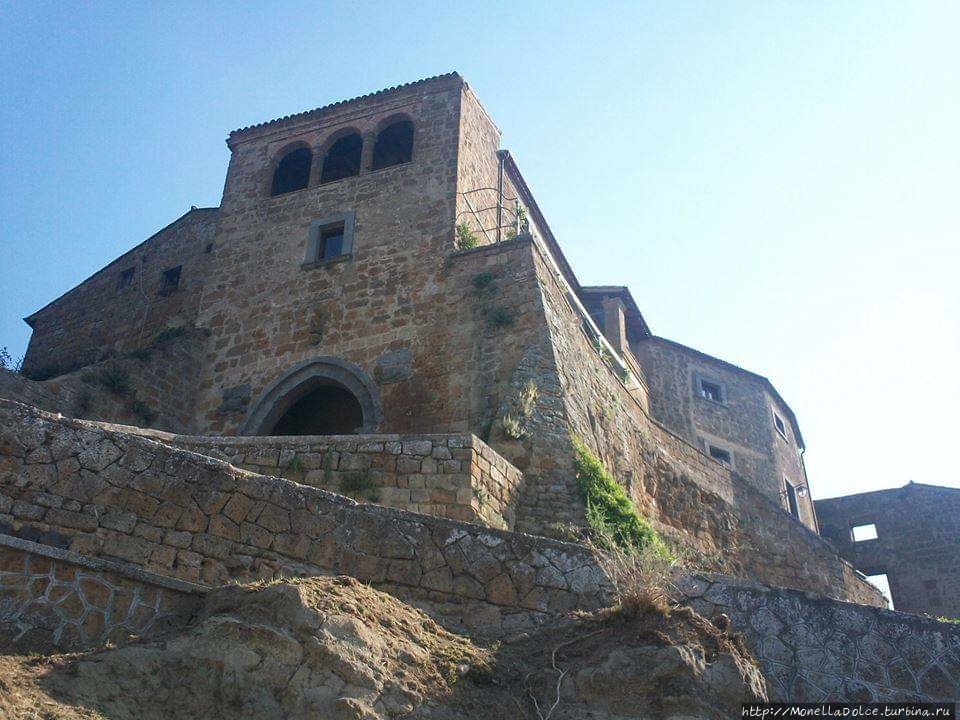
[816,483,960,618]
[513,237,883,606]
[635,336,815,528]
[1,328,206,433]
[682,574,960,702]
[0,533,201,651]
[21,208,218,380]
[113,429,524,531]
[0,399,608,635]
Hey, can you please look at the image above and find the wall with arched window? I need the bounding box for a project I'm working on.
[372,118,414,170]
[270,145,312,195]
[320,132,363,184]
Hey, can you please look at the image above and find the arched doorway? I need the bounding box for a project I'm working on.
[240,357,383,436]
[270,384,364,435]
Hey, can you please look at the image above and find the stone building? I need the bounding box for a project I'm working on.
[816,483,960,618]
[12,72,886,604]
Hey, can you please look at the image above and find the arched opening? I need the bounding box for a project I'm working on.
[270,146,312,195]
[320,133,362,184]
[270,384,364,435]
[241,357,383,436]
[372,119,414,170]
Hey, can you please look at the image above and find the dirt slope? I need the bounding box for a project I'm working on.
[0,576,766,720]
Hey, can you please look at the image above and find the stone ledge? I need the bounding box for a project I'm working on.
[0,532,207,595]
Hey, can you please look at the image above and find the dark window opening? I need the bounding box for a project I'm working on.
[320,134,362,184]
[159,265,181,295]
[774,413,787,438]
[319,223,345,260]
[205,243,214,254]
[784,479,800,519]
[117,267,135,290]
[271,147,312,196]
[708,444,732,466]
[371,120,413,170]
[699,378,724,403]
[270,384,364,435]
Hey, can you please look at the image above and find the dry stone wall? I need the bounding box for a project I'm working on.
[681,574,960,702]
[112,430,524,531]
[0,400,607,635]
[0,533,200,651]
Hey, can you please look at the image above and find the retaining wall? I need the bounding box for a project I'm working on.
[0,533,201,651]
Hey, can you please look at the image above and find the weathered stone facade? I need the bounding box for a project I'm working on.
[10,72,932,616]
[22,208,217,380]
[636,336,815,528]
[816,483,960,618]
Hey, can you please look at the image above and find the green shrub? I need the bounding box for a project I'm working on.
[341,470,379,502]
[98,365,131,396]
[571,437,670,558]
[471,271,494,290]
[455,223,478,250]
[487,307,515,328]
[130,398,156,425]
[126,348,153,361]
[938,616,960,624]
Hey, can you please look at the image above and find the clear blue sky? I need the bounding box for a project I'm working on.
[1,2,957,498]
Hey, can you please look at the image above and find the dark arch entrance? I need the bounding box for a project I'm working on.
[240,356,383,436]
[270,384,363,435]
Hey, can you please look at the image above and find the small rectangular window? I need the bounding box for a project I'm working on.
[304,212,356,267]
[708,444,732,466]
[698,377,724,404]
[774,413,787,439]
[851,523,878,542]
[159,265,181,295]
[784,479,800,519]
[320,223,345,259]
[117,267,135,290]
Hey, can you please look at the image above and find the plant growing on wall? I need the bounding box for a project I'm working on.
[130,398,156,425]
[571,437,670,558]
[471,271,494,290]
[98,365,131,396]
[487,307,515,328]
[499,414,527,440]
[455,222,478,250]
[0,347,23,373]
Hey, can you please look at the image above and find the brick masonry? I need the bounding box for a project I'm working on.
[0,534,201,651]
[816,483,960,618]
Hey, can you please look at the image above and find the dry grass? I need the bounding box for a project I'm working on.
[587,537,679,616]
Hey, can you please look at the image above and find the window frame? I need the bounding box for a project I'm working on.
[774,412,788,440]
[706,442,733,467]
[694,373,726,405]
[303,212,356,268]
[783,477,800,519]
[116,267,135,291]
[851,523,879,543]
[158,265,182,296]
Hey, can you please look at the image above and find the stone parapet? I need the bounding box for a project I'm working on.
[0,533,201,651]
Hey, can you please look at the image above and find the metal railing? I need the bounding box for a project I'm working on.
[456,187,530,244]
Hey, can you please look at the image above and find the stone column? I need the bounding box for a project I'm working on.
[309,148,325,186]
[360,132,376,173]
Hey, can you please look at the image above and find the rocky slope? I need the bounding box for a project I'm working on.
[0,575,766,719]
